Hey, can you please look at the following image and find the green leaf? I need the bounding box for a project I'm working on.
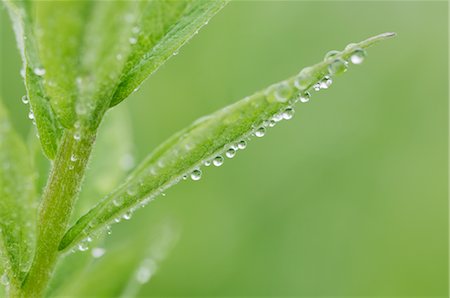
[0,99,37,287]
[74,106,134,218]
[3,0,228,138]
[3,0,62,159]
[54,221,178,297]
[59,32,396,252]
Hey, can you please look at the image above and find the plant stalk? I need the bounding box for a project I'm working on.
[19,129,96,297]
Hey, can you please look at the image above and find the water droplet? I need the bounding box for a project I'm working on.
[129,37,137,44]
[123,212,132,220]
[213,155,224,167]
[269,120,276,127]
[20,68,25,78]
[78,243,88,252]
[237,140,247,150]
[319,75,333,89]
[70,154,78,162]
[203,160,211,166]
[272,113,283,123]
[255,127,266,138]
[28,111,34,120]
[274,82,293,103]
[127,186,137,196]
[328,58,348,75]
[92,247,105,258]
[182,175,188,180]
[106,225,112,235]
[172,51,179,56]
[190,169,202,181]
[21,95,29,104]
[350,48,367,65]
[1,273,9,286]
[132,26,140,34]
[299,91,311,103]
[73,132,81,141]
[113,199,120,206]
[313,83,321,91]
[33,67,46,76]
[324,50,340,60]
[294,67,313,90]
[114,217,121,223]
[282,107,295,120]
[226,148,236,158]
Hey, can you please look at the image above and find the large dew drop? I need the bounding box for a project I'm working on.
[190,169,202,181]
[274,82,293,103]
[299,91,311,103]
[282,107,295,120]
[226,148,236,158]
[350,48,367,65]
[213,155,224,167]
[237,140,247,150]
[328,58,348,75]
[21,95,29,104]
[255,127,266,138]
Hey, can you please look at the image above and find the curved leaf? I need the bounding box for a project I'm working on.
[0,99,37,287]
[59,33,396,251]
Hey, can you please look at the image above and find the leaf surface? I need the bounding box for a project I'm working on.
[59,33,396,251]
[0,99,37,286]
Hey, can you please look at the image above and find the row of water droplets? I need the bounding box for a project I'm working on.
[67,44,368,254]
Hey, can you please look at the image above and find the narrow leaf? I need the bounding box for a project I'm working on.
[59,33,396,251]
[3,0,62,159]
[0,99,37,286]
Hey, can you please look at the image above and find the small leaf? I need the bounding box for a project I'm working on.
[59,33,396,251]
[0,99,37,286]
[54,221,178,297]
[75,106,134,218]
[3,0,62,159]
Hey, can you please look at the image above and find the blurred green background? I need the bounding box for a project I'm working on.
[1,1,448,297]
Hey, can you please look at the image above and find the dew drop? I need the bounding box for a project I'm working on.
[190,169,202,181]
[73,132,81,141]
[272,113,283,123]
[78,243,88,252]
[1,273,9,286]
[226,148,236,158]
[21,95,29,104]
[127,186,137,196]
[282,107,295,120]
[213,155,224,167]
[129,37,137,44]
[299,91,311,103]
[123,212,132,220]
[106,225,112,235]
[319,75,333,89]
[269,120,276,127]
[328,58,348,75]
[294,68,312,90]
[70,154,78,162]
[350,48,367,65]
[182,174,188,180]
[131,26,140,34]
[274,82,293,103]
[324,50,340,60]
[92,247,105,258]
[237,140,247,150]
[113,199,120,207]
[204,160,211,167]
[33,67,46,76]
[255,127,266,138]
[172,51,179,56]
[28,111,34,120]
[313,83,321,91]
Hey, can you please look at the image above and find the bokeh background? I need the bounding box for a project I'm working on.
[1,1,448,297]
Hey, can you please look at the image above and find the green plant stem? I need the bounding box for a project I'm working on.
[19,130,96,298]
